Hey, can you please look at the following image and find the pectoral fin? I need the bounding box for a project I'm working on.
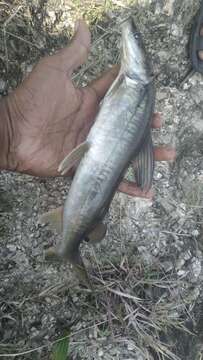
[39,206,63,234]
[85,222,107,245]
[44,246,61,261]
[133,133,154,191]
[58,141,89,175]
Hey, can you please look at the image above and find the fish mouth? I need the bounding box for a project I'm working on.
[121,16,144,55]
[121,15,153,83]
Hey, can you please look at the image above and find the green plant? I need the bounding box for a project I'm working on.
[51,332,70,360]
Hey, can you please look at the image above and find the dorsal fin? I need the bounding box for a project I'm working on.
[133,132,154,191]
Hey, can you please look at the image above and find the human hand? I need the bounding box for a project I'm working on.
[0,19,175,198]
[0,20,120,177]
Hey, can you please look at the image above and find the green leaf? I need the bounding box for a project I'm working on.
[51,331,70,360]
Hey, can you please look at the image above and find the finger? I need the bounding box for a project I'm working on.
[154,146,176,161]
[88,65,120,102]
[151,112,162,128]
[52,19,91,73]
[118,180,154,199]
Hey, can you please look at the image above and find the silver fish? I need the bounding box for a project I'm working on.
[41,17,155,285]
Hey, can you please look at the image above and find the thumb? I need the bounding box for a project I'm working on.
[87,65,120,102]
[58,19,91,74]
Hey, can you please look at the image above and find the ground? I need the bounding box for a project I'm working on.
[0,0,203,359]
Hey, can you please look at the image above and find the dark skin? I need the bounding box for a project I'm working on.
[0,20,176,198]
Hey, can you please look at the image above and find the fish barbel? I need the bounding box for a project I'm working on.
[41,17,155,285]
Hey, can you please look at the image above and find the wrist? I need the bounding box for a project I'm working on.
[0,96,18,172]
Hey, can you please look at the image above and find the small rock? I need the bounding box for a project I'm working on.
[191,258,201,281]
[176,258,185,270]
[163,0,175,16]
[157,91,167,101]
[157,50,169,61]
[7,244,16,252]
[155,3,162,15]
[98,349,104,357]
[192,229,199,237]
[154,172,163,180]
[26,65,34,74]
[72,295,78,303]
[177,269,187,277]
[47,10,56,22]
[191,87,203,105]
[171,24,182,37]
[183,82,191,90]
[152,247,159,256]
[127,341,136,351]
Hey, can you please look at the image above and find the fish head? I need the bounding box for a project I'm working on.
[121,16,153,84]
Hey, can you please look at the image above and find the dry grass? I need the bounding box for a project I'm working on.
[0,0,134,93]
[0,258,194,359]
[88,259,193,360]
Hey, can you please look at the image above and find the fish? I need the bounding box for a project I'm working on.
[40,16,155,286]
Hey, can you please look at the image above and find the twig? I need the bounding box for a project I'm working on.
[178,68,195,89]
[2,30,41,50]
[2,4,24,71]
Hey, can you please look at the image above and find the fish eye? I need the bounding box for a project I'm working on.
[131,31,140,40]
